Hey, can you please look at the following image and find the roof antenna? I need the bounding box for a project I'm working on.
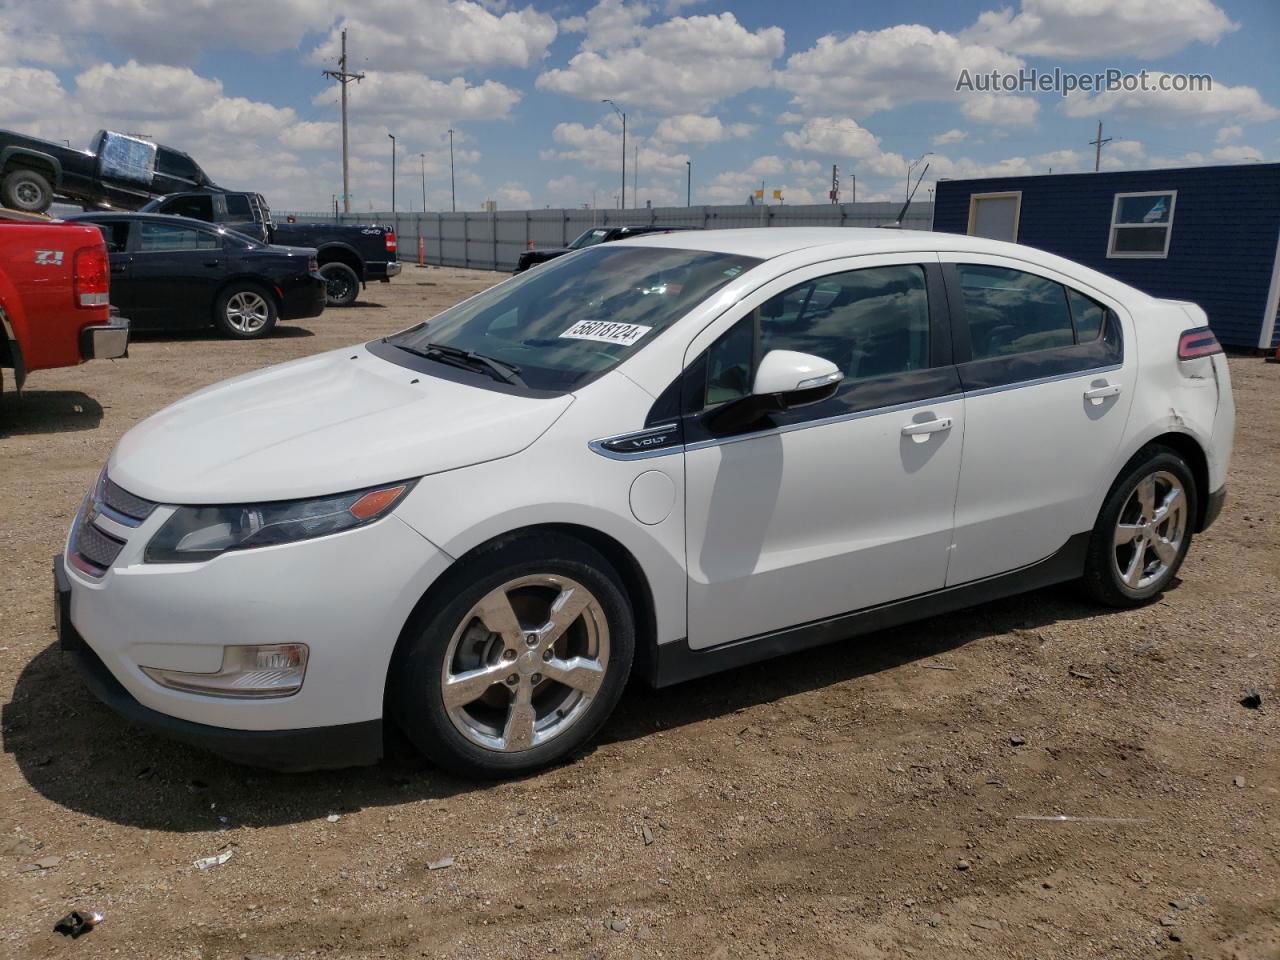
[889,162,929,228]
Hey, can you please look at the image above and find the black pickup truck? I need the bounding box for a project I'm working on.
[0,128,219,214]
[140,191,400,306]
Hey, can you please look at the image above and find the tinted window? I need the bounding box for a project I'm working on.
[137,222,220,252]
[956,265,1073,360]
[758,265,930,381]
[570,229,610,249]
[225,194,252,216]
[84,220,129,253]
[705,318,754,406]
[386,246,758,392]
[1067,288,1106,342]
[161,195,214,220]
[156,149,198,180]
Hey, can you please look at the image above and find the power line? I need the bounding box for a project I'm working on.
[321,28,365,214]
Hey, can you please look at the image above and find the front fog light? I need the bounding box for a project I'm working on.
[140,644,308,699]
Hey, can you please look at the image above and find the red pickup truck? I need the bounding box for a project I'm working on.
[1,210,129,398]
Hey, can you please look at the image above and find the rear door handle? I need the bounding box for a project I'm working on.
[1084,383,1122,403]
[902,416,953,442]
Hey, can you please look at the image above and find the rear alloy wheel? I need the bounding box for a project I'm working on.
[2,169,52,213]
[1083,448,1196,607]
[391,535,634,778]
[214,285,277,339]
[319,262,360,307]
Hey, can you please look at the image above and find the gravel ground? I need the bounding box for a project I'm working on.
[1,268,1277,960]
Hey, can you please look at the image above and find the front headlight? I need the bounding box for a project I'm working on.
[144,481,415,564]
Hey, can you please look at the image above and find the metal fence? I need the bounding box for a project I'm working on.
[283,201,935,273]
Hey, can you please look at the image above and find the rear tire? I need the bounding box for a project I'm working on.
[213,283,277,339]
[390,534,635,778]
[1083,446,1197,607]
[319,262,360,307]
[2,169,52,213]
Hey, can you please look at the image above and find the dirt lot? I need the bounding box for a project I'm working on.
[1,268,1277,960]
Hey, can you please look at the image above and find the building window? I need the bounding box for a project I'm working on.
[1108,191,1176,259]
[966,192,1022,242]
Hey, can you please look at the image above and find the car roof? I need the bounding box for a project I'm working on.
[65,211,220,230]
[617,227,1155,304]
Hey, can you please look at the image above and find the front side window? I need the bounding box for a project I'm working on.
[956,264,1075,360]
[703,264,931,407]
[569,228,611,249]
[136,221,221,252]
[1108,191,1175,258]
[385,246,759,393]
[156,149,199,180]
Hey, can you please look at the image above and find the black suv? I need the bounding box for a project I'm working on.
[0,128,218,213]
[515,225,698,272]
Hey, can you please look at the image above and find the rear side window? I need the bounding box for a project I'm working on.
[84,220,129,253]
[137,222,220,252]
[225,195,252,216]
[956,264,1074,360]
[1066,288,1106,342]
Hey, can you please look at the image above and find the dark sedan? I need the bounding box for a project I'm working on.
[65,212,325,339]
[514,224,698,272]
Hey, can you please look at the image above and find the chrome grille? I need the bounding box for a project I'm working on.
[102,479,157,522]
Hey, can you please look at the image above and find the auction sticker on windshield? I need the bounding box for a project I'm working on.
[559,320,653,346]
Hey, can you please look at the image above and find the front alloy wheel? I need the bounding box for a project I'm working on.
[442,575,609,752]
[391,534,634,778]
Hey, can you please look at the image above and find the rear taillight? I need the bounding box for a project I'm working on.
[1178,325,1222,360]
[308,256,319,273]
[73,244,109,308]
[385,230,397,254]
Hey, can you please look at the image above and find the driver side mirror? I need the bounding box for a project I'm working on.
[705,350,843,435]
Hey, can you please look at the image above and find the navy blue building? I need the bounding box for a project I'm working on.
[932,163,1280,350]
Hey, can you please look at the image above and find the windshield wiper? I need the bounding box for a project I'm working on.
[393,341,525,386]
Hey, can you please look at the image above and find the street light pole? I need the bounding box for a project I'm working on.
[419,153,426,212]
[447,128,456,212]
[686,160,691,207]
[387,133,396,213]
[602,99,625,210]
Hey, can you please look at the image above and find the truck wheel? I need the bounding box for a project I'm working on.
[2,169,53,213]
[213,284,277,339]
[319,262,360,307]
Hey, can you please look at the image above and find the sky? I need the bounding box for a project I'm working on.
[0,0,1276,214]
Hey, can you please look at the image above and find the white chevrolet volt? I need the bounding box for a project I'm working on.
[56,228,1234,777]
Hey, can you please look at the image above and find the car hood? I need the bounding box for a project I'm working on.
[109,345,574,504]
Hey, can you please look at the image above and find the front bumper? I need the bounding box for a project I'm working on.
[1200,485,1227,532]
[57,488,452,769]
[79,315,130,360]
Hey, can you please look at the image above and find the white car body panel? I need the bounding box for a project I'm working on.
[56,228,1236,762]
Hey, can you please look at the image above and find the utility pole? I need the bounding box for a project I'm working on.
[601,99,625,209]
[322,28,364,214]
[387,133,396,213]
[447,128,456,212]
[686,160,691,206]
[633,140,638,207]
[419,153,426,212]
[1089,121,1112,172]
[830,164,839,204]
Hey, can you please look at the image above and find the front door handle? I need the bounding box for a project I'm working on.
[902,416,953,442]
[1084,383,1122,404]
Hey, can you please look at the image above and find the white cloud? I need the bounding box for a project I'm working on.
[961,93,1039,127]
[1216,125,1243,143]
[789,159,822,176]
[543,122,690,177]
[537,11,783,113]
[494,182,533,208]
[962,0,1237,59]
[545,174,603,207]
[561,0,652,51]
[315,72,522,126]
[1061,74,1278,124]
[932,129,968,146]
[777,24,1022,117]
[781,117,883,160]
[310,0,557,73]
[280,121,340,152]
[652,114,753,144]
[1153,145,1266,167]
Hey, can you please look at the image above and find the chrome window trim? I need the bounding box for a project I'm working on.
[961,362,1123,399]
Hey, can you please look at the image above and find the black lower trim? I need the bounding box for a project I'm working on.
[653,532,1091,687]
[1200,485,1226,532]
[69,641,383,772]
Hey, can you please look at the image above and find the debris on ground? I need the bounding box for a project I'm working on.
[1009,734,1027,746]
[1233,775,1246,788]
[19,855,61,872]
[326,813,341,823]
[1013,815,1148,824]
[427,856,455,871]
[641,824,654,846]
[193,849,234,870]
[1239,688,1262,709]
[53,910,103,939]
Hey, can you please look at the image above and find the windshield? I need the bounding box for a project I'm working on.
[383,245,759,392]
[569,228,611,249]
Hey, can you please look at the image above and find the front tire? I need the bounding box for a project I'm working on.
[319,262,360,307]
[2,168,52,213]
[1083,447,1197,607]
[213,283,277,339]
[391,534,635,778]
